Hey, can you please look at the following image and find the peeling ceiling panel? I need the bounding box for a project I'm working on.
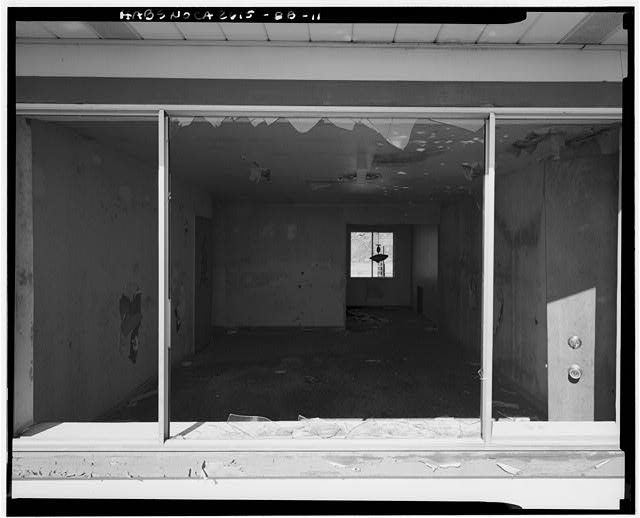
[127,22,184,40]
[219,23,268,41]
[601,26,627,45]
[394,23,440,43]
[560,12,624,44]
[436,24,486,43]
[352,23,397,42]
[309,23,352,42]
[174,22,226,40]
[42,21,99,39]
[264,23,309,41]
[477,13,540,44]
[16,21,56,38]
[87,22,141,40]
[518,12,589,44]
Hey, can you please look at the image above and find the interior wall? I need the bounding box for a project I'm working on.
[14,117,34,434]
[212,203,439,327]
[494,142,619,420]
[211,203,347,327]
[169,176,213,360]
[494,164,548,415]
[346,225,412,307]
[544,153,619,420]
[438,194,482,360]
[31,119,159,421]
[411,224,438,325]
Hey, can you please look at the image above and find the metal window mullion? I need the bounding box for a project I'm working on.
[481,113,496,442]
[158,110,171,442]
[615,127,622,433]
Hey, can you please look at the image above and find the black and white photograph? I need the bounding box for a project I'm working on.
[4,2,635,514]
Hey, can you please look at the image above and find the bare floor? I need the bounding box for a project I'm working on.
[107,307,539,422]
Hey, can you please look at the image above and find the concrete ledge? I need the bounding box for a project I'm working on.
[12,449,624,480]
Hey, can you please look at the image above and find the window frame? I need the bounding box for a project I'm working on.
[13,103,623,452]
[349,229,395,279]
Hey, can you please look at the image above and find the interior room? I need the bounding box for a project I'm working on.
[14,113,619,433]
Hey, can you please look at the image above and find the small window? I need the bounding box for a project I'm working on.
[350,231,394,278]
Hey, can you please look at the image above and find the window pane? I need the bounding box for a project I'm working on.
[493,120,620,422]
[14,116,158,434]
[372,232,394,278]
[350,231,373,277]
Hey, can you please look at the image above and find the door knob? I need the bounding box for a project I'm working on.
[568,335,582,349]
[568,364,583,383]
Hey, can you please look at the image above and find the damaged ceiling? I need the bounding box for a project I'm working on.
[48,117,620,205]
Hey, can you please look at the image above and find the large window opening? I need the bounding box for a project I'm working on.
[13,115,159,434]
[492,120,621,423]
[12,108,621,446]
[107,116,486,434]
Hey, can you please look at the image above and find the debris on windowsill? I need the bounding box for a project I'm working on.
[419,459,462,471]
[496,462,522,475]
[297,415,343,439]
[228,414,271,422]
[594,458,612,469]
[438,461,462,469]
[419,460,438,472]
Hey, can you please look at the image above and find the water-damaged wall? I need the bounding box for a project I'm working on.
[15,117,34,433]
[31,119,160,421]
[169,177,213,359]
[493,131,618,420]
[438,195,483,361]
[212,203,439,327]
[411,224,439,325]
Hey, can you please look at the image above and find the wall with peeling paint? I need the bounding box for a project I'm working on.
[438,195,483,361]
[31,119,159,421]
[212,203,439,327]
[411,225,439,326]
[346,225,412,307]
[14,117,34,434]
[170,176,213,358]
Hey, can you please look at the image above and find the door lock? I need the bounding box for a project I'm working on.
[568,335,582,349]
[568,364,583,383]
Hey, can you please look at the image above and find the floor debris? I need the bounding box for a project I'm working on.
[496,462,522,475]
[125,389,157,407]
[181,360,193,367]
[493,400,520,409]
[304,375,320,384]
[274,369,287,375]
[226,328,238,335]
